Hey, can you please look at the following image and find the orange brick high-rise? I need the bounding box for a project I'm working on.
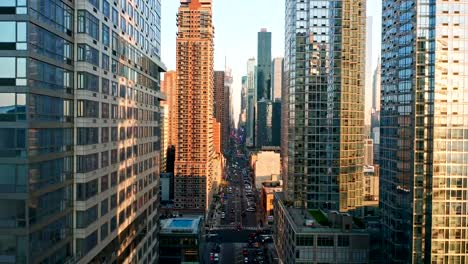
[174,0,217,213]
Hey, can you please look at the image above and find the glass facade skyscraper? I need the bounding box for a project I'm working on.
[284,0,365,212]
[246,57,256,147]
[257,29,272,101]
[0,0,165,263]
[380,1,468,263]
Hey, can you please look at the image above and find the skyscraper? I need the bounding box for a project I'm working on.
[246,57,256,147]
[214,71,225,128]
[223,69,232,152]
[174,0,217,213]
[241,76,248,115]
[0,0,165,262]
[271,100,281,147]
[271,57,284,100]
[257,29,272,100]
[284,0,365,211]
[380,1,468,263]
[365,16,373,127]
[162,71,178,148]
[256,99,272,147]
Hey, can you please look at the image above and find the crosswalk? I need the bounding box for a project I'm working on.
[210,225,259,231]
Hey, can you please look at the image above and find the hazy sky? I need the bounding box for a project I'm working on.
[161,0,382,126]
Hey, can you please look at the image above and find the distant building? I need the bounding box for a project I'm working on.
[271,57,284,100]
[364,138,374,166]
[363,165,379,205]
[246,58,256,147]
[213,119,221,154]
[161,173,174,203]
[256,99,272,148]
[159,216,204,263]
[271,100,281,147]
[161,104,170,172]
[162,71,178,147]
[273,192,370,264]
[251,151,281,189]
[257,29,272,100]
[261,181,282,225]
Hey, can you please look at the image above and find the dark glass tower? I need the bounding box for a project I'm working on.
[257,29,272,101]
[284,0,365,212]
[380,1,468,263]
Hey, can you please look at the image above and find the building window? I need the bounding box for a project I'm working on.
[100,198,108,216]
[76,153,99,173]
[77,44,99,66]
[100,174,109,193]
[337,235,349,247]
[88,0,99,9]
[0,57,26,86]
[101,103,109,119]
[110,216,117,232]
[102,53,110,71]
[102,78,110,95]
[0,21,27,50]
[101,127,109,143]
[100,222,108,241]
[317,236,334,247]
[0,93,26,122]
[110,171,117,187]
[77,100,99,118]
[101,151,109,168]
[102,0,110,17]
[102,23,110,47]
[77,10,99,40]
[77,127,98,145]
[76,205,98,228]
[28,58,72,91]
[77,72,99,91]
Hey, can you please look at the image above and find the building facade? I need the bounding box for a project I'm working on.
[161,104,169,173]
[271,100,281,147]
[380,1,468,263]
[174,0,216,213]
[271,57,283,100]
[246,57,256,147]
[284,0,366,211]
[363,165,379,205]
[364,138,374,166]
[159,216,203,264]
[161,71,178,148]
[0,0,165,263]
[257,29,272,101]
[222,69,232,153]
[255,99,272,148]
[273,193,369,264]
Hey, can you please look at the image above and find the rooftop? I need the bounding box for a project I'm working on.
[160,216,202,235]
[275,192,367,234]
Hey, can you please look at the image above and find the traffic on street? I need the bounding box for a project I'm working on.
[203,130,277,264]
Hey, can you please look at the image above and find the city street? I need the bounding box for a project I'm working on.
[203,135,277,264]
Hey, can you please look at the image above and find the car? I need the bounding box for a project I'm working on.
[246,207,256,212]
[237,224,242,231]
[213,244,221,253]
[244,257,249,263]
[262,236,273,243]
[210,252,214,260]
[243,249,249,256]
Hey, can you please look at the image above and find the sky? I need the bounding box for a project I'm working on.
[161,0,382,126]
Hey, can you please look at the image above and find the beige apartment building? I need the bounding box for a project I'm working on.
[174,0,218,213]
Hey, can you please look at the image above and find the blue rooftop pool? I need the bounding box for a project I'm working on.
[169,219,194,228]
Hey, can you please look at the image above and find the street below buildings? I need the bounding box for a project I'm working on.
[202,134,278,264]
